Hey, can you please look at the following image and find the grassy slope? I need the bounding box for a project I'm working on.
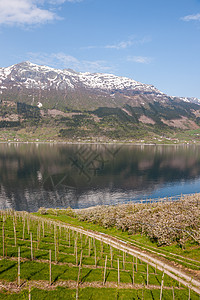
[34,213,200,272]
[0,211,192,299]
[1,287,198,300]
[0,210,199,299]
[1,100,200,143]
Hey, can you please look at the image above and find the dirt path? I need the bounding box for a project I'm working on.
[126,238,200,268]
[46,219,200,295]
[0,279,185,293]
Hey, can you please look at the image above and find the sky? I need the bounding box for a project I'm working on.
[0,0,200,98]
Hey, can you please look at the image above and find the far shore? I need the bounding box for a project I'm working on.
[0,140,199,146]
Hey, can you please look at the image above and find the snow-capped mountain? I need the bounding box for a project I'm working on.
[0,61,200,132]
[0,61,173,110]
[179,97,200,105]
[0,61,160,93]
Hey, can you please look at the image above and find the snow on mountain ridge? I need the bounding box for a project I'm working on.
[172,96,200,105]
[0,61,161,94]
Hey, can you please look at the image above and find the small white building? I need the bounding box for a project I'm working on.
[37,102,43,108]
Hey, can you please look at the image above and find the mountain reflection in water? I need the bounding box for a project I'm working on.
[0,143,200,212]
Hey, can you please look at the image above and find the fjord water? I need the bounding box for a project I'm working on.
[1,143,200,212]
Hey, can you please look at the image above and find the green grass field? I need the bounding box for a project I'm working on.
[35,210,200,272]
[0,210,199,299]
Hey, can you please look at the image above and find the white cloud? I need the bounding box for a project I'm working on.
[105,36,151,50]
[49,0,82,4]
[27,52,114,73]
[127,56,152,64]
[0,0,57,25]
[0,0,82,26]
[181,13,200,21]
[105,39,134,50]
[82,36,151,51]
[82,60,113,73]
[53,53,79,65]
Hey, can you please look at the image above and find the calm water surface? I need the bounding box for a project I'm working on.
[0,143,200,212]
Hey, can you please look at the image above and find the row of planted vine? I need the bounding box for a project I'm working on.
[0,210,198,299]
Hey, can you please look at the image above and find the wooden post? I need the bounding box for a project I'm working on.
[147,263,149,286]
[136,257,138,272]
[103,255,107,285]
[172,286,175,300]
[54,224,56,242]
[77,250,83,285]
[117,258,120,285]
[79,250,83,268]
[14,222,17,247]
[94,244,97,268]
[30,233,33,260]
[132,257,134,285]
[18,247,20,286]
[37,225,39,250]
[49,250,52,285]
[160,271,164,300]
[76,244,78,266]
[110,246,113,268]
[188,287,190,300]
[85,234,88,246]
[27,217,30,235]
[123,251,125,270]
[74,237,77,255]
[88,238,91,257]
[76,287,79,300]
[66,232,68,244]
[54,229,57,263]
[29,285,31,300]
[2,218,5,257]
[22,220,25,240]
[142,286,144,300]
[38,223,41,249]
[42,221,45,238]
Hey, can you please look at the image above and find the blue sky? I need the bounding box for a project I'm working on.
[0,0,200,98]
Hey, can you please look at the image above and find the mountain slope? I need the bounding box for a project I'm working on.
[0,61,173,110]
[0,61,200,142]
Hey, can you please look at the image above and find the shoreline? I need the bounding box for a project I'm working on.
[0,140,199,146]
[42,192,199,212]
